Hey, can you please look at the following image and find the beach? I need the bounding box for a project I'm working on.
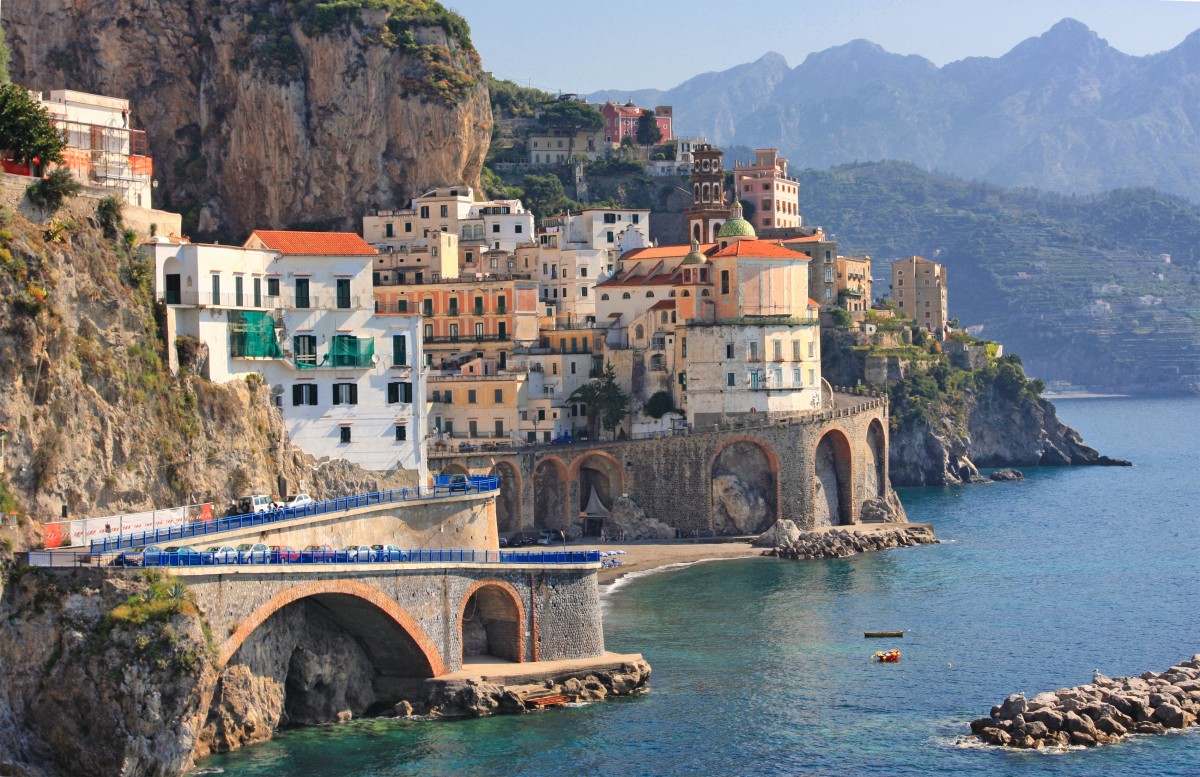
[594,541,759,584]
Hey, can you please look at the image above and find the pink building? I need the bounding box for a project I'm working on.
[601,101,673,144]
[733,149,801,232]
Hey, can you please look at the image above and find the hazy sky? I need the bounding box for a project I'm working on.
[447,0,1200,94]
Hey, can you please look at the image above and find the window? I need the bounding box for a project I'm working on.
[423,323,433,340]
[253,276,262,307]
[468,389,477,404]
[440,204,448,218]
[603,213,617,224]
[340,427,352,443]
[444,390,453,405]
[449,297,459,315]
[385,222,394,238]
[392,334,407,365]
[720,270,730,295]
[773,340,782,361]
[494,388,504,403]
[681,337,687,357]
[387,381,413,404]
[749,342,759,361]
[449,323,459,341]
[825,250,832,262]
[726,343,734,359]
[211,274,221,304]
[601,294,610,301]
[606,231,614,243]
[420,205,429,219]
[515,224,523,234]
[234,276,244,307]
[395,424,407,441]
[422,299,433,316]
[332,383,358,405]
[825,267,834,283]
[497,296,507,313]
[537,408,546,421]
[475,323,484,338]
[646,291,655,298]
[809,369,816,385]
[809,341,815,358]
[633,213,640,224]
[291,384,317,406]
[336,279,351,309]
[267,277,279,297]
[793,368,801,384]
[405,222,412,233]
[492,223,500,233]
[474,296,484,315]
[727,372,735,387]
[293,335,317,366]
[792,340,801,360]
[581,287,588,297]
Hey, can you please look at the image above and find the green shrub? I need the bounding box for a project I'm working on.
[25,169,82,211]
[644,390,677,419]
[96,196,123,236]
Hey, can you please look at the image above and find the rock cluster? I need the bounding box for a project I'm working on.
[971,656,1200,748]
[393,659,652,719]
[760,524,937,560]
[989,468,1025,482]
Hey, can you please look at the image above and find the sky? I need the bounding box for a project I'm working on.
[446,0,1200,94]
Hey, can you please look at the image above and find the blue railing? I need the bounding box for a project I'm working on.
[29,548,600,569]
[88,477,500,554]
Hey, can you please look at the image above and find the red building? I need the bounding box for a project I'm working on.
[601,101,673,144]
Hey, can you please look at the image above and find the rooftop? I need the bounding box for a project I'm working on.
[247,230,376,256]
[710,240,810,259]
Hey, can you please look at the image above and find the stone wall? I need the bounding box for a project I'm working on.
[438,395,894,535]
[2,172,183,239]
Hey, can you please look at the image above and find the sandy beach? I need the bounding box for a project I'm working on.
[592,541,760,585]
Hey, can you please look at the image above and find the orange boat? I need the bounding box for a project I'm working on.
[872,649,901,663]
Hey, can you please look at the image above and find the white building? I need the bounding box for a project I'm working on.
[363,186,535,257]
[39,90,154,208]
[148,230,427,479]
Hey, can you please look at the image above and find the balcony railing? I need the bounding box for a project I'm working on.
[424,333,511,344]
[160,291,372,311]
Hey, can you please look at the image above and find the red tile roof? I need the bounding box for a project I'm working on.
[809,298,820,307]
[710,240,809,259]
[247,230,376,256]
[649,299,677,311]
[620,243,717,262]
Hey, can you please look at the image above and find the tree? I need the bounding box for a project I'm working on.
[635,109,662,146]
[538,99,603,132]
[644,390,676,419]
[568,361,629,439]
[520,173,577,220]
[0,83,66,167]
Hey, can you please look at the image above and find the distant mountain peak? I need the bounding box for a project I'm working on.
[756,51,789,68]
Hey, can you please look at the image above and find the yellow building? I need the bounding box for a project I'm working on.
[837,255,872,313]
[892,256,948,335]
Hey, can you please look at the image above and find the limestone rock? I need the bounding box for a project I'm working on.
[989,468,1025,482]
[606,496,674,541]
[711,475,770,535]
[753,519,802,548]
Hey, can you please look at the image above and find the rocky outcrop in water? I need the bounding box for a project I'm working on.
[989,468,1024,482]
[760,523,936,560]
[7,0,491,239]
[971,655,1200,748]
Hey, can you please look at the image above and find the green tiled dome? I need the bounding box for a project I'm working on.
[716,202,755,238]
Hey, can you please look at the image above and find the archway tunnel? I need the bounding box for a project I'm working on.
[575,454,623,537]
[461,584,523,663]
[533,458,568,532]
[490,461,522,534]
[814,429,854,526]
[710,439,778,535]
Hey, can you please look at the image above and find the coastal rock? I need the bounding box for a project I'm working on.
[972,654,1200,749]
[763,524,937,561]
[989,468,1025,482]
[711,475,771,535]
[605,496,675,541]
[753,519,803,548]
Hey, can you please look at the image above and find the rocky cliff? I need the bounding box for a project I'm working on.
[0,202,414,548]
[6,0,491,239]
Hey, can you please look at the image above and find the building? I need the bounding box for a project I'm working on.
[836,256,872,312]
[373,276,541,371]
[600,101,673,145]
[527,127,608,165]
[363,186,534,257]
[733,149,800,233]
[684,143,732,244]
[148,230,427,478]
[892,256,948,334]
[38,90,154,208]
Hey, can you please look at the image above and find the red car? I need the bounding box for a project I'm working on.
[303,544,335,562]
[270,545,300,562]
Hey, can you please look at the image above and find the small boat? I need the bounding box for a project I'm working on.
[865,631,904,638]
[872,649,901,663]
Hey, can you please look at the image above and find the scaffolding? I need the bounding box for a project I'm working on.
[52,117,152,204]
[230,311,283,359]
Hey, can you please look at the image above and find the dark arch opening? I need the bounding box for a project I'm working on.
[490,461,522,534]
[815,430,854,526]
[866,421,886,499]
[212,593,436,734]
[461,585,522,663]
[575,454,623,537]
[710,440,778,535]
[441,462,469,476]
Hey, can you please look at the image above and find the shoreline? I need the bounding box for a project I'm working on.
[593,541,760,586]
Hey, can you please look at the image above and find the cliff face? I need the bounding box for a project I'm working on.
[0,205,415,543]
[7,0,491,239]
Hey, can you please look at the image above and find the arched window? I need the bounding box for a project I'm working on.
[669,290,676,297]
[701,288,711,297]
[661,312,668,324]
[682,290,691,297]
[601,294,610,301]
[693,184,700,199]
[635,324,644,340]
[646,291,655,298]
[692,224,701,242]
[622,292,631,300]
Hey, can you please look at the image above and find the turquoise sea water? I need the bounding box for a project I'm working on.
[197,397,1200,777]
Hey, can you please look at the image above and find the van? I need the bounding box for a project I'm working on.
[237,494,272,514]
[537,529,565,546]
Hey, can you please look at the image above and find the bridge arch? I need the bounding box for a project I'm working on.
[218,579,447,676]
[865,419,887,499]
[489,460,523,534]
[708,435,780,535]
[459,579,526,665]
[440,462,471,476]
[533,456,570,532]
[814,427,854,526]
[569,451,625,536]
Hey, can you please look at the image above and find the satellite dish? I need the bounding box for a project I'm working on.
[372,354,381,366]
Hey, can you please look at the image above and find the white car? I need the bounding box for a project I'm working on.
[206,545,237,563]
[343,544,372,562]
[237,494,272,514]
[285,493,315,508]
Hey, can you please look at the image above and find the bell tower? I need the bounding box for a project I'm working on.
[684,143,729,244]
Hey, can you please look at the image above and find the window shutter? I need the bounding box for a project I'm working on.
[332,386,341,406]
[388,383,399,404]
[402,382,413,403]
[349,384,358,405]
[292,385,303,406]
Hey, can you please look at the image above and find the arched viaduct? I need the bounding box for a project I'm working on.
[432,395,895,537]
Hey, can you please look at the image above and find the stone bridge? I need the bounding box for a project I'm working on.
[434,393,894,537]
[175,560,603,681]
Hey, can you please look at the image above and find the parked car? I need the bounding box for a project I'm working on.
[458,442,478,453]
[371,543,404,562]
[498,536,510,548]
[507,534,534,548]
[237,495,273,515]
[303,544,334,562]
[270,545,300,562]
[111,545,163,566]
[206,545,237,563]
[163,545,197,554]
[237,543,271,563]
[537,530,565,546]
[435,473,471,494]
[550,433,573,445]
[343,544,372,562]
[284,493,314,508]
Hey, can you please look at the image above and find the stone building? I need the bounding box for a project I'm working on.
[733,148,801,232]
[892,256,948,335]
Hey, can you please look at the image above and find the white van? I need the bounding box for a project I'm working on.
[237,494,272,514]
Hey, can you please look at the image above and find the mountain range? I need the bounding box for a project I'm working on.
[588,19,1200,204]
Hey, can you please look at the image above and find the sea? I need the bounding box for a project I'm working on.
[194,397,1200,777]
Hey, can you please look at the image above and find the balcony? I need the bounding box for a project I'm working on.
[160,291,372,311]
[424,333,511,344]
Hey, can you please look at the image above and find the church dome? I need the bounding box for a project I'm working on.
[717,202,755,238]
[681,240,707,266]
